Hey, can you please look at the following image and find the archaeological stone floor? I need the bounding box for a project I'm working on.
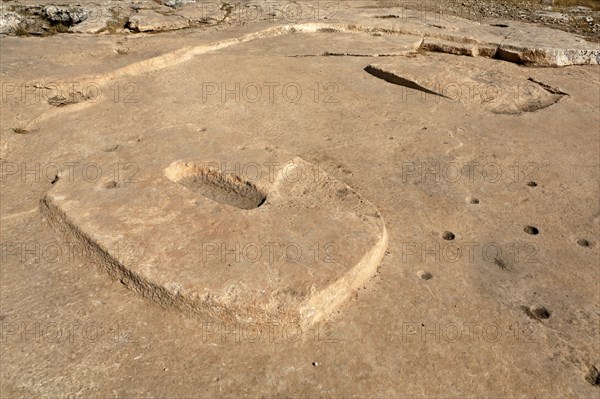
[1,1,599,397]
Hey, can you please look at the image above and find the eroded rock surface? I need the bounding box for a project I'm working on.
[0,1,598,397]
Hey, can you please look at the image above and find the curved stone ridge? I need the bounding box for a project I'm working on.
[41,143,388,329]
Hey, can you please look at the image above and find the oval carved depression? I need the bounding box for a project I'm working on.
[165,161,266,210]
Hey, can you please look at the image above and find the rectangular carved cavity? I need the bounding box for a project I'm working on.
[165,161,266,209]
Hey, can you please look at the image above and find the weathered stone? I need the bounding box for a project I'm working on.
[420,38,498,58]
[0,12,23,35]
[497,21,600,66]
[67,8,110,34]
[128,9,189,32]
[43,5,89,26]
[535,11,570,23]
[161,0,196,9]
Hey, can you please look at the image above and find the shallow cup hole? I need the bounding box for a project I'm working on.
[105,180,118,189]
[577,238,591,247]
[442,231,455,241]
[524,225,539,235]
[418,271,433,280]
[523,305,551,320]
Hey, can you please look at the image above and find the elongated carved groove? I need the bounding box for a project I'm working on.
[165,161,266,210]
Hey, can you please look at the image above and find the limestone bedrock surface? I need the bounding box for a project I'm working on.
[0,1,599,397]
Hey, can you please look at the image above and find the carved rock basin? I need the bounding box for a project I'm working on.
[42,136,388,329]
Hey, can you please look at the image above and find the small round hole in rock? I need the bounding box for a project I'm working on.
[105,181,118,189]
[468,197,480,204]
[418,271,433,280]
[442,231,455,240]
[526,181,538,187]
[524,226,539,235]
[577,239,591,247]
[525,305,551,320]
[585,364,600,386]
